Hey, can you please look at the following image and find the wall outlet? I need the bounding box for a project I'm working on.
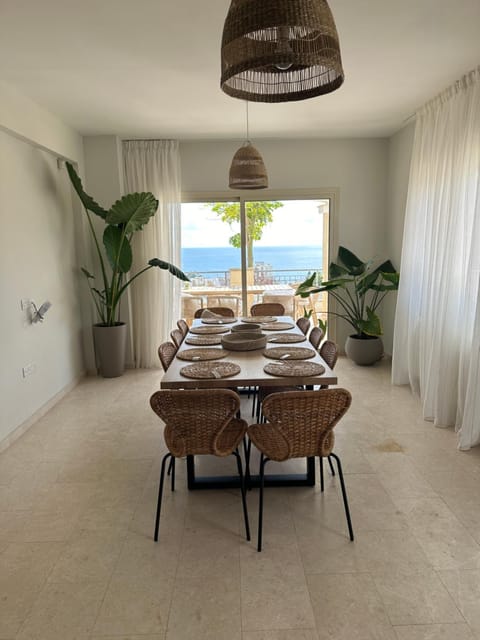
[22,363,36,378]
[21,299,32,311]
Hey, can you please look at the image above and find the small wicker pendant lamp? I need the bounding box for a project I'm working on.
[221,0,344,103]
[229,102,268,189]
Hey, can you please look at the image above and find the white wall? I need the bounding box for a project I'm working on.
[180,138,389,348]
[0,83,85,446]
[383,123,415,354]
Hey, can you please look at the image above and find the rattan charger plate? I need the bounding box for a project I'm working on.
[261,321,295,331]
[241,316,277,323]
[176,348,227,362]
[201,317,236,325]
[267,333,306,344]
[189,326,230,335]
[263,362,325,377]
[185,335,222,346]
[263,347,316,360]
[180,361,241,379]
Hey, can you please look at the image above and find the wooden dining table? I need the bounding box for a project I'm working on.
[160,316,338,490]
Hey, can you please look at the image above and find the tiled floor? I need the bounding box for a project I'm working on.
[1,357,480,639]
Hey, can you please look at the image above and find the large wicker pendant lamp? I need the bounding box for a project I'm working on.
[229,102,268,189]
[221,0,344,103]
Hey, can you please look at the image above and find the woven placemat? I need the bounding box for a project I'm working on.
[263,362,325,377]
[261,321,295,331]
[267,333,306,344]
[185,335,222,346]
[241,316,276,323]
[180,361,241,379]
[189,326,230,335]
[176,348,227,362]
[201,317,236,325]
[263,347,317,360]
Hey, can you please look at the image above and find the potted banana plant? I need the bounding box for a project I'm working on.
[296,246,399,365]
[66,162,189,377]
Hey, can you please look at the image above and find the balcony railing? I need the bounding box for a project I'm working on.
[183,267,323,289]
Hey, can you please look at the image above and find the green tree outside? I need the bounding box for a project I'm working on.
[206,201,283,267]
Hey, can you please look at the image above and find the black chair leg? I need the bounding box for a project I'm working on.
[257,454,270,552]
[243,437,251,488]
[328,455,335,476]
[320,456,324,492]
[233,449,251,541]
[167,457,173,476]
[329,452,354,541]
[170,457,176,492]
[154,452,172,542]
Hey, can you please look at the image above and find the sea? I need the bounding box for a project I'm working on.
[181,245,323,277]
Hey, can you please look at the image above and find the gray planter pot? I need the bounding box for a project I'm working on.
[345,335,383,366]
[92,323,127,378]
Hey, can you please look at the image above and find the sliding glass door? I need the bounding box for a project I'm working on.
[180,196,330,324]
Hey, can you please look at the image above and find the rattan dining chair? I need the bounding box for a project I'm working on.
[170,328,184,349]
[158,341,177,372]
[309,326,324,351]
[296,317,310,335]
[250,302,285,316]
[194,307,235,318]
[248,389,353,551]
[177,318,189,337]
[149,389,250,542]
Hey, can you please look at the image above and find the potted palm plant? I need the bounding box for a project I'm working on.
[66,162,189,377]
[295,246,399,365]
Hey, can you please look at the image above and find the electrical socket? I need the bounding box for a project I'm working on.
[22,363,36,378]
[21,298,32,311]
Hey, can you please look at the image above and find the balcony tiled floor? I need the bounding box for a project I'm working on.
[1,358,480,639]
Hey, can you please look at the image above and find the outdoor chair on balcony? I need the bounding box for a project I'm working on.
[149,389,250,542]
[206,296,241,316]
[262,294,294,316]
[248,389,354,551]
[250,302,285,316]
[194,307,235,318]
[158,341,177,372]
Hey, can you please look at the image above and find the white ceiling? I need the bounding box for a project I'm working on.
[1,0,479,139]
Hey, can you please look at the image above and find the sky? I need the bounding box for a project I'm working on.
[181,199,328,248]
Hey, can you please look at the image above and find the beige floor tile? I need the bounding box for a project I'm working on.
[47,529,126,583]
[373,570,463,625]
[394,623,476,639]
[0,541,64,637]
[176,528,241,579]
[167,575,241,639]
[93,573,171,636]
[91,636,165,640]
[437,570,480,636]
[114,531,180,580]
[241,543,315,631]
[307,572,396,640]
[242,631,318,640]
[16,580,106,640]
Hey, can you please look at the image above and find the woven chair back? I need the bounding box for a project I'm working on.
[296,317,310,335]
[177,319,189,337]
[250,302,285,316]
[194,307,235,318]
[260,389,351,460]
[320,340,338,370]
[150,389,241,457]
[170,328,184,348]
[157,341,177,372]
[309,326,324,350]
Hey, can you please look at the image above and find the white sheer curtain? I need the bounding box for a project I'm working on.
[392,68,480,449]
[123,140,182,368]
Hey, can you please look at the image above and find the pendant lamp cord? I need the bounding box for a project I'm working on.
[245,100,250,143]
